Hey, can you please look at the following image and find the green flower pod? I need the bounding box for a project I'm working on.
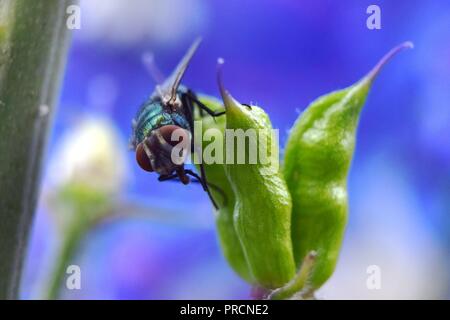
[283,42,413,291]
[195,95,253,283]
[218,73,296,289]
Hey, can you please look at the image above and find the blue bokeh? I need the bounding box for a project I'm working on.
[22,0,450,299]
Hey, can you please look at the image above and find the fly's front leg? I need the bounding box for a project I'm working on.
[158,173,178,182]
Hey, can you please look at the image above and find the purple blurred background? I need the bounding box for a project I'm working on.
[21,0,450,299]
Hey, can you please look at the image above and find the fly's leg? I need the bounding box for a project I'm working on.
[204,181,228,207]
[158,167,226,209]
[185,168,219,209]
[158,173,178,182]
[181,92,225,209]
[183,170,227,206]
[176,167,190,185]
[159,168,190,186]
[181,93,196,155]
[186,90,226,118]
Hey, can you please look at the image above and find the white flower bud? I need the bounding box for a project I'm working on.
[48,116,128,195]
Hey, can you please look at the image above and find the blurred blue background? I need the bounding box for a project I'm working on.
[21,0,450,299]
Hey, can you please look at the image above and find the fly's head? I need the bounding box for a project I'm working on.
[135,125,190,176]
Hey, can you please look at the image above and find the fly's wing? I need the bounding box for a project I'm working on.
[156,37,202,105]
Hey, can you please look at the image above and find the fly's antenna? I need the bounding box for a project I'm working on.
[141,52,165,84]
[167,37,202,104]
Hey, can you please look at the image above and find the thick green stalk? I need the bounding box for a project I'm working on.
[0,0,75,299]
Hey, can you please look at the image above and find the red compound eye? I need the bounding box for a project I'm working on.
[135,142,153,172]
[158,125,190,147]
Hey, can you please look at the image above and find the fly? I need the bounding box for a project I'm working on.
[130,38,225,209]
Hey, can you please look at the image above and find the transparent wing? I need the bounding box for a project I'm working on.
[157,37,202,104]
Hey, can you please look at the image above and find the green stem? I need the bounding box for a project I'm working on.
[45,216,89,300]
[0,0,76,299]
[269,251,317,300]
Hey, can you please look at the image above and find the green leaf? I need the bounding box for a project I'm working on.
[218,75,296,289]
[283,42,413,292]
[195,95,254,283]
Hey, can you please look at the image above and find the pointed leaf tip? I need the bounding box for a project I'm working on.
[216,57,227,100]
[366,41,414,83]
[216,59,241,113]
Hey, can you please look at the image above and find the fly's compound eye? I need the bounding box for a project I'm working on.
[136,142,153,172]
[158,125,190,147]
[157,125,191,165]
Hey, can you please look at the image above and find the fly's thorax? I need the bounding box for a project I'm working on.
[132,96,191,146]
[161,85,190,109]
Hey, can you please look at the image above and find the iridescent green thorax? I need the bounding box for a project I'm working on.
[132,94,191,148]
